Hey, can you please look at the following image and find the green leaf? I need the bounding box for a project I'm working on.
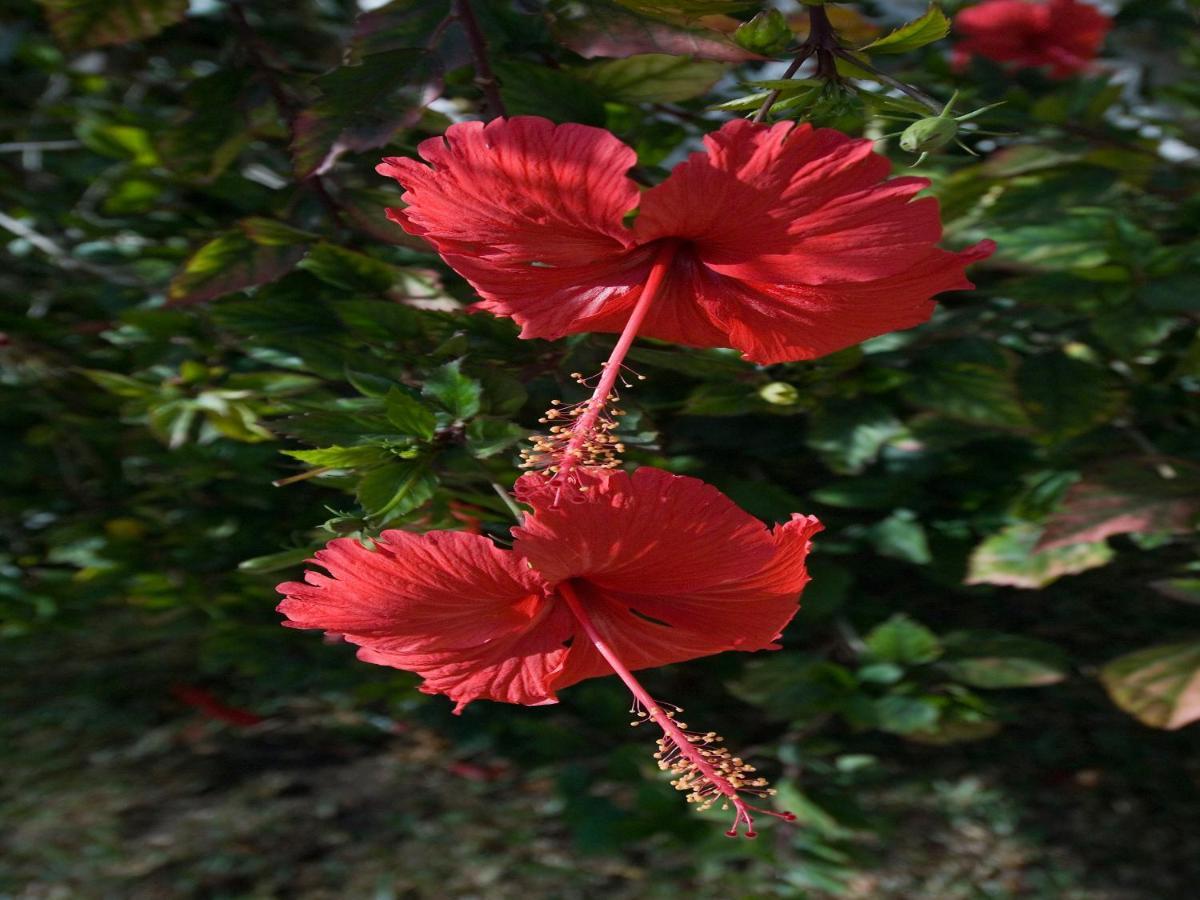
[1017,353,1124,442]
[807,402,906,475]
[730,655,858,722]
[385,389,437,440]
[293,50,438,179]
[466,419,528,458]
[966,522,1114,589]
[581,54,728,103]
[283,445,394,468]
[873,695,941,734]
[497,61,606,125]
[168,219,313,305]
[1101,641,1200,730]
[356,460,437,521]
[238,546,317,574]
[81,369,155,399]
[940,632,1068,688]
[858,5,950,54]
[76,121,159,167]
[39,0,188,50]
[903,352,1030,431]
[865,614,941,665]
[423,360,482,420]
[298,243,398,293]
[869,509,932,565]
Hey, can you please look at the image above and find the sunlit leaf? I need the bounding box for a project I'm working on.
[858,5,949,55]
[966,522,1114,589]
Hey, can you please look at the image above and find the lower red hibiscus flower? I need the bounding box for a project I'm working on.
[954,0,1112,78]
[278,467,821,835]
[378,116,993,365]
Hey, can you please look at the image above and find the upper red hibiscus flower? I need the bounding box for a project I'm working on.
[278,467,820,836]
[954,0,1112,78]
[377,116,993,365]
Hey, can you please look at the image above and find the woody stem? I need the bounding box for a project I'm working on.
[554,240,678,482]
[557,580,757,833]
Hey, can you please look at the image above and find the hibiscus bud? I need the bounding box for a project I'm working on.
[759,381,799,406]
[899,115,959,154]
[733,9,792,56]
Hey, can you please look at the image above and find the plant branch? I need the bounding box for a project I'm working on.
[0,210,146,287]
[752,5,838,123]
[454,0,507,120]
[833,48,942,113]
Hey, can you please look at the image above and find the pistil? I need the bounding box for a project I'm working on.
[558,580,794,838]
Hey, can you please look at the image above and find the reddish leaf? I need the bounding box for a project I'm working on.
[548,0,761,61]
[1038,461,1200,550]
[1101,641,1200,730]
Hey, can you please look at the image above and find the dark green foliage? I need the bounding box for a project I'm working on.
[4,0,1200,894]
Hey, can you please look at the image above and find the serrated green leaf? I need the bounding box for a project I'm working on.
[386,389,437,440]
[858,5,950,55]
[356,460,437,521]
[423,360,482,420]
[298,243,397,293]
[283,445,393,468]
[168,219,312,305]
[940,631,1068,688]
[238,546,317,574]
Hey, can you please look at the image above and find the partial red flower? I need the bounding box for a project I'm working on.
[278,467,820,835]
[377,116,993,365]
[953,0,1111,78]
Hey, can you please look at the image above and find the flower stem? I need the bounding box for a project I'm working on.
[553,240,678,485]
[454,0,507,121]
[558,580,788,837]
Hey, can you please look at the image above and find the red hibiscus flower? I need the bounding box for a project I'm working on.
[278,466,821,835]
[953,0,1112,78]
[377,116,993,366]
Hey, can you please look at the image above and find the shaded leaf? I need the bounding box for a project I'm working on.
[299,243,398,294]
[940,631,1068,688]
[40,0,187,50]
[1017,353,1124,441]
[581,53,728,103]
[807,401,906,475]
[1101,641,1200,730]
[386,389,438,440]
[168,219,314,305]
[865,614,941,665]
[423,360,482,420]
[357,460,437,521]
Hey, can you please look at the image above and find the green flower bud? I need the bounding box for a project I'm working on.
[758,381,799,406]
[899,115,959,154]
[733,9,792,57]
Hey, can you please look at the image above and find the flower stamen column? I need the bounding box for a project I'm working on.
[558,580,795,838]
[524,240,679,500]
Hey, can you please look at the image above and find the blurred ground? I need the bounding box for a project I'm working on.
[4,624,1198,900]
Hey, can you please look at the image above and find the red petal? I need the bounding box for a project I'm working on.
[638,121,940,284]
[512,469,821,689]
[277,531,567,711]
[513,468,777,595]
[710,241,996,364]
[378,116,651,341]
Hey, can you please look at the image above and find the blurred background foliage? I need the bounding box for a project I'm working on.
[2,0,1199,896]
